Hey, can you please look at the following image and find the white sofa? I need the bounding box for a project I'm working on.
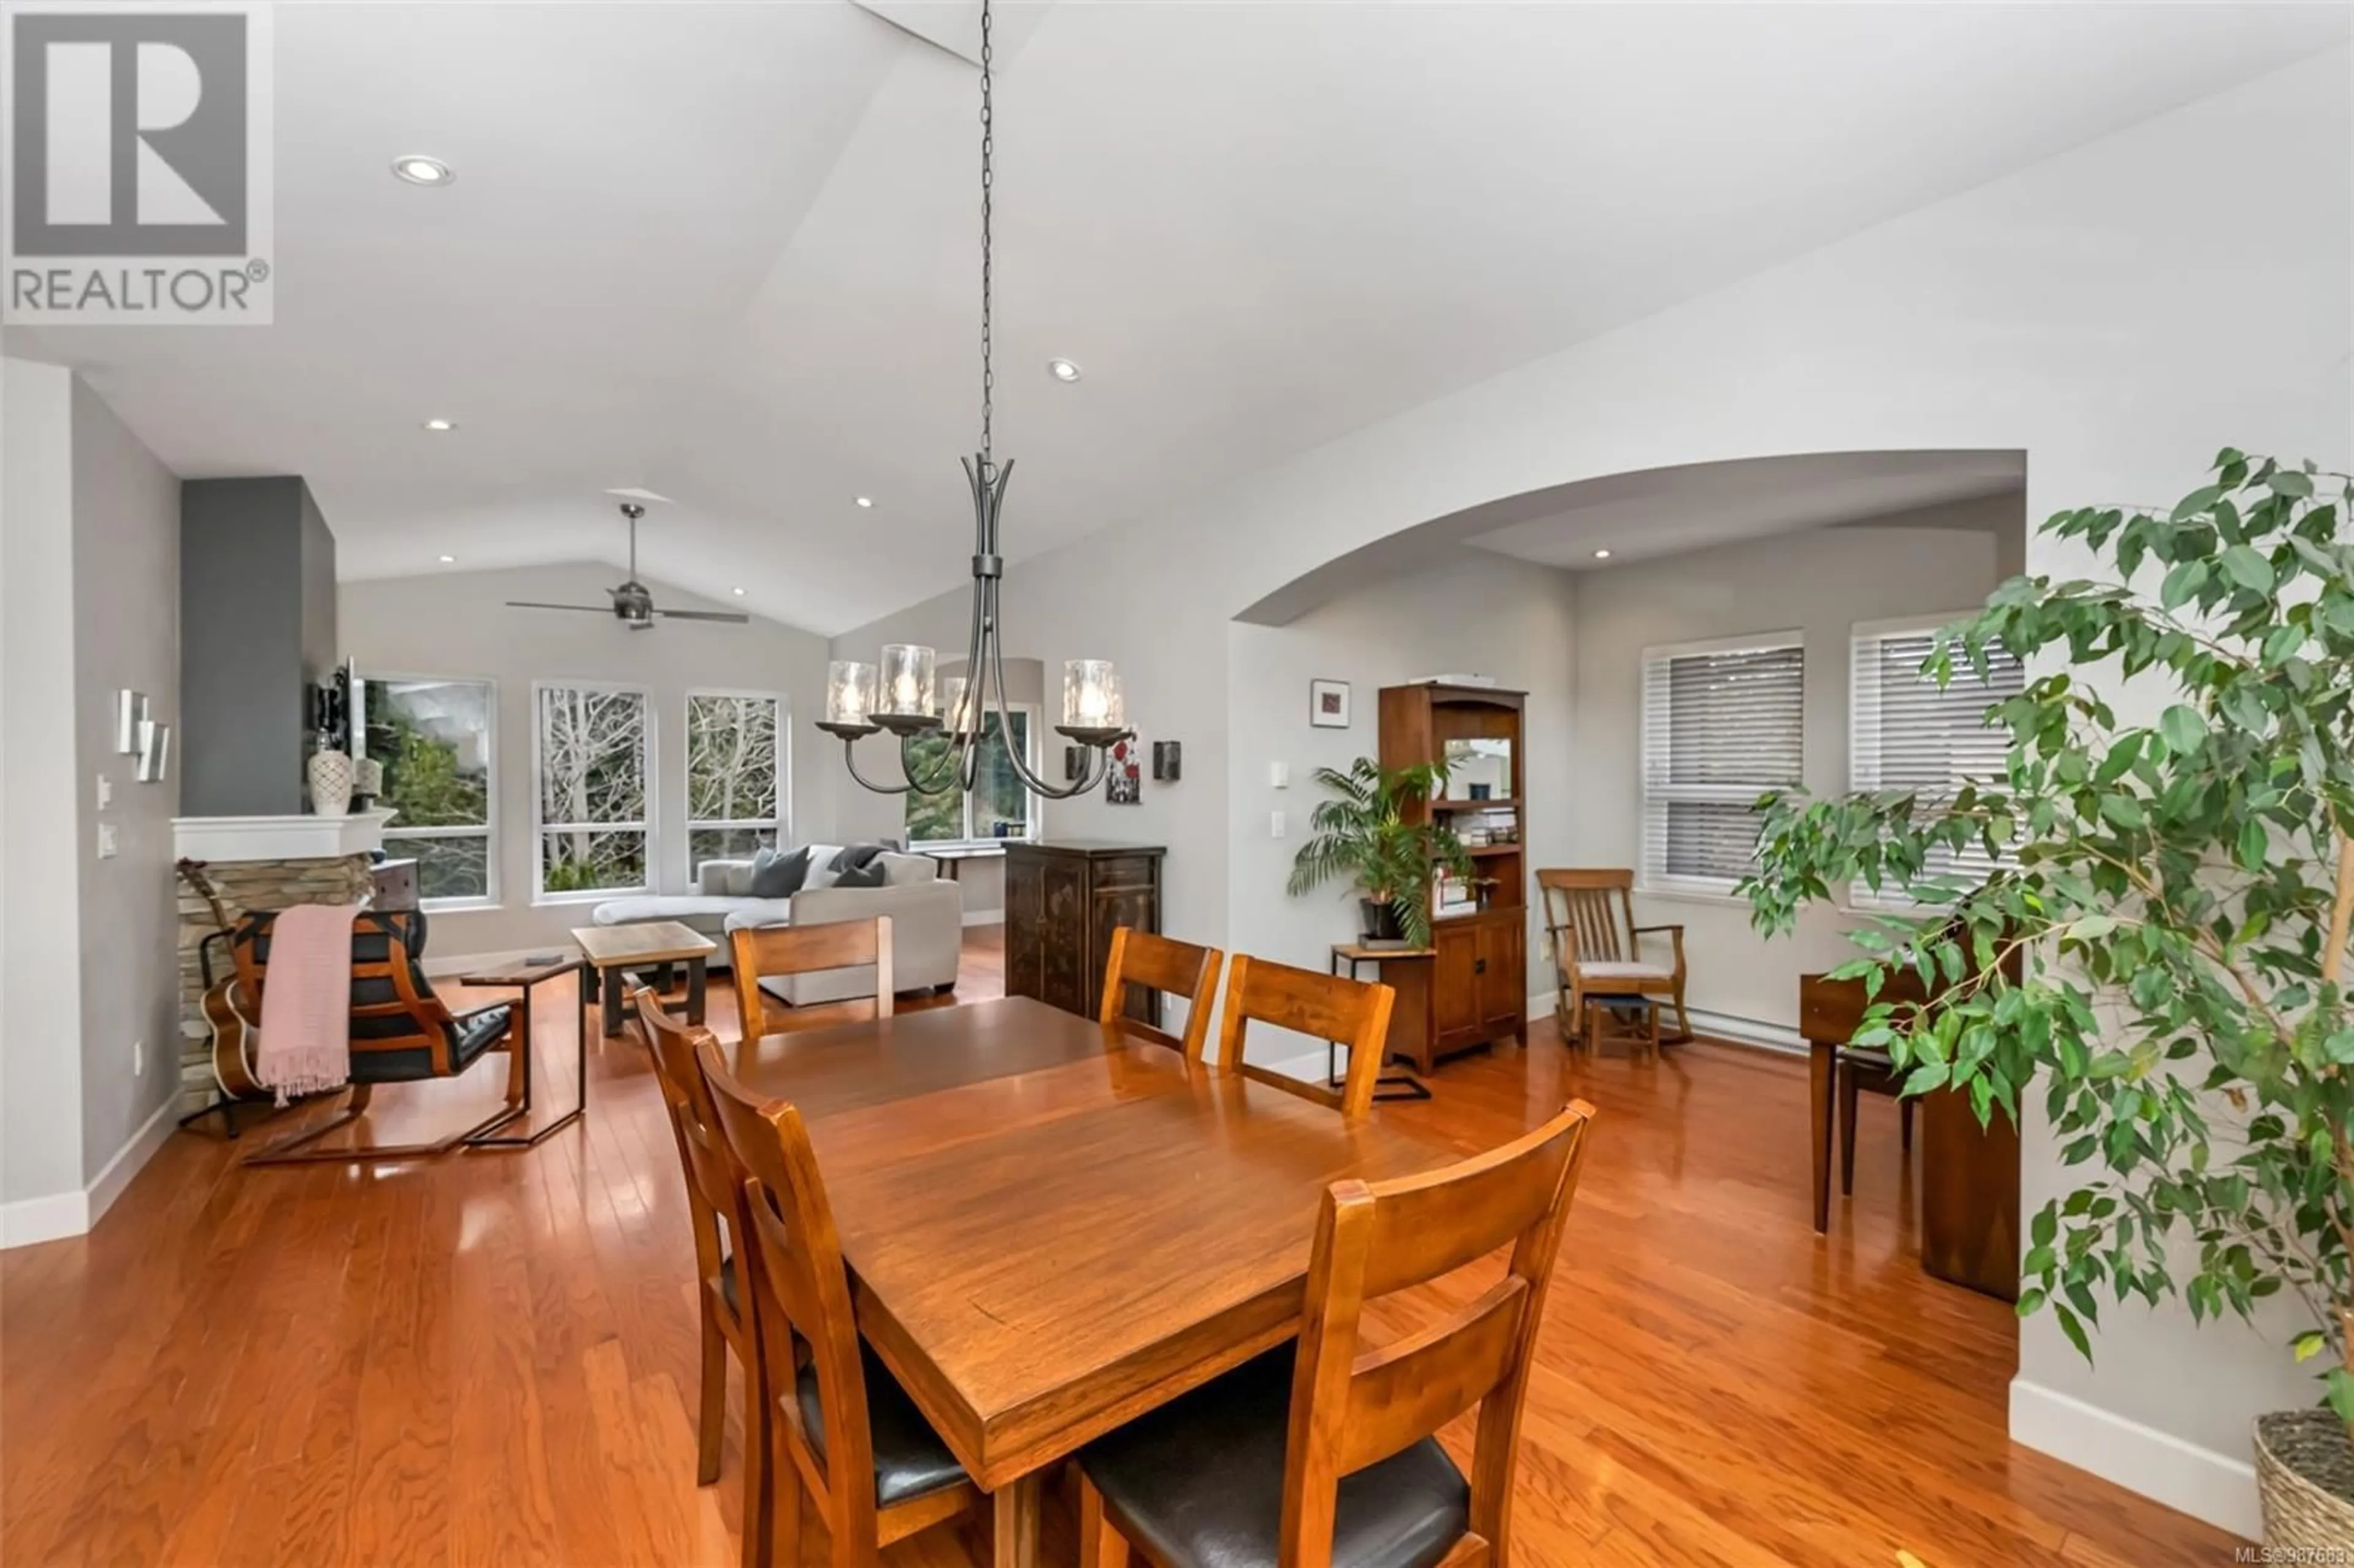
[588,845,962,1006]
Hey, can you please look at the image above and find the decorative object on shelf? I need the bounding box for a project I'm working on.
[115,690,145,755]
[352,756,383,808]
[307,748,355,817]
[505,500,752,629]
[1308,678,1351,729]
[307,658,356,753]
[137,721,170,783]
[1106,737,1141,805]
[1152,740,1181,782]
[1737,454,2354,1540]
[1286,756,1472,948]
[823,0,1132,804]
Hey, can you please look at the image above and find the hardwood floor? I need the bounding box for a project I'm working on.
[0,926,2239,1566]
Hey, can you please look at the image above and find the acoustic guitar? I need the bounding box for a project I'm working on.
[177,858,264,1100]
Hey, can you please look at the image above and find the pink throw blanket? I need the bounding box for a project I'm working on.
[255,902,366,1103]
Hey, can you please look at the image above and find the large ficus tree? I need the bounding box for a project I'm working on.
[1739,452,2354,1434]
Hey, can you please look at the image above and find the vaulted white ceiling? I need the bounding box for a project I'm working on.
[7,1,2345,633]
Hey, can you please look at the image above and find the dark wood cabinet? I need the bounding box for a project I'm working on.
[1380,683,1529,1069]
[1004,841,1166,1026]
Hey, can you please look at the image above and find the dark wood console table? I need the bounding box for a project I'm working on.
[1800,970,2020,1301]
[1005,841,1165,1027]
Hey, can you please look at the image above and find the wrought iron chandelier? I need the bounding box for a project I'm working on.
[820,0,1132,801]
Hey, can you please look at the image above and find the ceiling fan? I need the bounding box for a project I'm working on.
[506,501,749,630]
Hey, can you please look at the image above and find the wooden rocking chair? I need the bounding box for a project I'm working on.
[1537,868,1691,1057]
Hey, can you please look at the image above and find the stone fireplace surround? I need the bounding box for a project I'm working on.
[172,812,390,1112]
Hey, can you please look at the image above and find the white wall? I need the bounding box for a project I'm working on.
[70,377,183,1189]
[1224,551,1577,1065]
[1,360,183,1244]
[1,360,86,1229]
[339,563,835,959]
[1571,511,2012,1036]
[828,49,2351,1531]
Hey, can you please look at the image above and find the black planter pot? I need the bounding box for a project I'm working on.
[1359,899,1406,942]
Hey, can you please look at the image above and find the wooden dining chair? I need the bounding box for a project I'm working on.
[695,1038,981,1567]
[1099,927,1224,1061]
[633,989,766,1567]
[1217,954,1396,1122]
[1536,867,1691,1057]
[1076,1098,1598,1568]
[729,915,893,1041]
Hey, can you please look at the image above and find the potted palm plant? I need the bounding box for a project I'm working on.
[1737,452,2354,1549]
[1287,758,1475,949]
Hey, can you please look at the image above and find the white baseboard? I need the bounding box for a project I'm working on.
[1,1094,177,1249]
[1522,991,1807,1057]
[2009,1377,2257,1539]
[961,910,1005,928]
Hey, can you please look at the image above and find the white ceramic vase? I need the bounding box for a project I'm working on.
[308,750,355,817]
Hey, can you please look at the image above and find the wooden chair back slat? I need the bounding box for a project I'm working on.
[729,915,893,1041]
[1278,1100,1596,1566]
[1536,867,1638,967]
[1098,927,1222,1060]
[695,1038,885,1550]
[234,908,465,1071]
[1338,1278,1529,1475]
[1217,954,1395,1122]
[635,991,743,1260]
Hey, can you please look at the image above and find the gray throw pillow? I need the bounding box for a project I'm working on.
[749,845,812,900]
[831,859,888,889]
[833,842,890,877]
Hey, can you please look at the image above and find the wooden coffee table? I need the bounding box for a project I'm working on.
[571,920,719,1037]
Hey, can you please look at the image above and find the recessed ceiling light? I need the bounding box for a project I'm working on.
[856,496,874,508]
[392,155,454,187]
[1593,549,1613,560]
[422,417,455,432]
[1046,358,1082,383]
[731,587,746,596]
[438,554,455,564]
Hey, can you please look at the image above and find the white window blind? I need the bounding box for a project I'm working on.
[1640,635,1804,889]
[1851,618,2025,888]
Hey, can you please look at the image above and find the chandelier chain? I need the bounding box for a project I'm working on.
[979,0,994,470]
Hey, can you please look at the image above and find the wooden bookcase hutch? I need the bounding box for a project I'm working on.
[1377,682,1528,1067]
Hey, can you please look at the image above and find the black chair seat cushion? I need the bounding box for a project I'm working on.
[718,1254,739,1317]
[795,1342,968,1507]
[349,1003,511,1084]
[1080,1345,1469,1568]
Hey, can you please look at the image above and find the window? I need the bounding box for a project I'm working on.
[1851,616,2027,889]
[904,706,1038,845]
[1640,634,1805,890]
[534,683,650,897]
[357,677,495,905]
[685,691,785,878]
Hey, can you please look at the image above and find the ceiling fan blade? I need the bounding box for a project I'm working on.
[653,608,752,623]
[506,600,616,613]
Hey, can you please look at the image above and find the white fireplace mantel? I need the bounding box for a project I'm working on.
[172,810,394,863]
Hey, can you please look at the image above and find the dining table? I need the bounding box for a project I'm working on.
[724,994,1455,1567]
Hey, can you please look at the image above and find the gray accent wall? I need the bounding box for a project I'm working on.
[71,378,183,1187]
[180,477,337,815]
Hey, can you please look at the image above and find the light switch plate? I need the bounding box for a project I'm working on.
[96,823,118,859]
[1269,762,1290,789]
[95,774,112,810]
[1270,809,1286,838]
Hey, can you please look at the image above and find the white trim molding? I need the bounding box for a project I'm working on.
[1,1095,177,1249]
[2009,1378,2258,1539]
[173,809,392,862]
